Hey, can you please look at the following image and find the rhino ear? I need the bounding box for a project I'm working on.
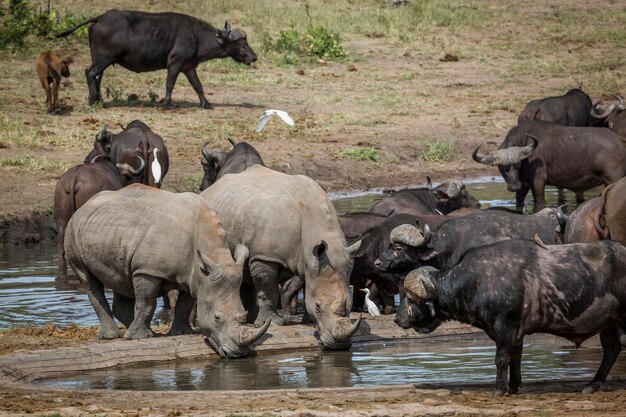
[313,240,331,270]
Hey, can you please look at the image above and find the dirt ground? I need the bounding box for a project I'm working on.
[1,0,626,415]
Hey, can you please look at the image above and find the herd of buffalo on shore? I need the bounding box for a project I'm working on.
[32,9,626,395]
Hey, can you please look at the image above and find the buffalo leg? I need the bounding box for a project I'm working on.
[112,293,135,328]
[183,68,212,109]
[557,188,565,205]
[508,342,524,394]
[85,59,113,104]
[249,260,283,326]
[515,188,529,213]
[583,326,622,393]
[56,222,68,279]
[168,290,195,335]
[125,275,160,339]
[52,77,60,111]
[281,275,304,317]
[493,341,513,396]
[240,282,259,323]
[575,192,584,206]
[164,62,183,108]
[44,81,53,113]
[531,185,546,213]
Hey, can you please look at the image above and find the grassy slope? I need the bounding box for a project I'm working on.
[0,0,624,217]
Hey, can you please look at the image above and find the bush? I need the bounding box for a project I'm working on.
[0,1,88,50]
[265,24,347,61]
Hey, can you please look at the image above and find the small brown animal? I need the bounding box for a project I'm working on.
[36,51,73,113]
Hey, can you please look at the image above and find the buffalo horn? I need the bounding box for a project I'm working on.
[90,153,105,163]
[239,318,271,346]
[117,155,146,176]
[404,267,438,299]
[227,137,237,147]
[612,94,625,110]
[426,176,433,189]
[96,124,109,142]
[446,181,462,200]
[390,224,429,247]
[555,204,569,228]
[473,136,537,166]
[590,102,616,119]
[201,142,212,162]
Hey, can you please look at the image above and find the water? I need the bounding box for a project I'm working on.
[38,339,618,391]
[0,178,602,329]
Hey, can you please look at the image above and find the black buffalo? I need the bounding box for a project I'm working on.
[591,95,626,137]
[376,209,558,274]
[54,157,127,278]
[200,138,264,191]
[87,120,169,188]
[56,11,257,108]
[396,239,626,395]
[472,121,626,212]
[369,179,480,216]
[518,88,592,127]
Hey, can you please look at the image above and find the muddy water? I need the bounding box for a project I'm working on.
[0,178,601,329]
[38,339,620,391]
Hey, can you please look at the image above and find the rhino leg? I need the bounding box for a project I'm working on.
[125,274,160,340]
[112,293,135,328]
[249,260,284,327]
[167,290,195,336]
[83,270,121,339]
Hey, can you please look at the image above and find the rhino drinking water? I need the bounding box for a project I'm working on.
[201,165,365,350]
[64,184,268,358]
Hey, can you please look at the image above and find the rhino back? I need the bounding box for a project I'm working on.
[202,166,347,274]
[69,185,229,293]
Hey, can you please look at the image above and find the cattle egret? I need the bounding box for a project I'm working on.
[256,109,295,132]
[359,288,381,317]
[151,148,162,186]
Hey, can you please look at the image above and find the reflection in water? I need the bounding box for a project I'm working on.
[39,340,624,391]
[0,179,605,329]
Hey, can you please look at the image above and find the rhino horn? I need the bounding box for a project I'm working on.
[390,224,430,247]
[239,318,271,346]
[404,267,438,299]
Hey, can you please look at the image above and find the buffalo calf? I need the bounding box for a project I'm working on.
[36,51,73,113]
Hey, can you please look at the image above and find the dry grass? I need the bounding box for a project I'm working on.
[0,0,624,215]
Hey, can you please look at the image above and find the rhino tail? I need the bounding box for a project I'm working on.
[55,15,101,38]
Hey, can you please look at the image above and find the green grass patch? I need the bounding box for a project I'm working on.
[419,140,454,162]
[0,155,71,172]
[342,147,378,161]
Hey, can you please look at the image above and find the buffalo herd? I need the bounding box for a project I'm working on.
[45,9,626,395]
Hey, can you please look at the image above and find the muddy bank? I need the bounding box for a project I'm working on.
[0,212,57,246]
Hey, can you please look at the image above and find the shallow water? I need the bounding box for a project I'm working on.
[38,339,619,391]
[0,178,602,329]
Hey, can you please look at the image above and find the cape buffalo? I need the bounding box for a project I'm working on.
[87,120,168,188]
[65,184,269,357]
[200,138,264,191]
[369,179,480,216]
[396,239,626,395]
[201,165,364,350]
[36,51,73,113]
[591,95,626,137]
[472,121,626,212]
[518,88,592,127]
[53,157,127,278]
[56,10,257,108]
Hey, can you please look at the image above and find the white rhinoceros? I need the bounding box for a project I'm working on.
[201,165,365,350]
[64,184,269,358]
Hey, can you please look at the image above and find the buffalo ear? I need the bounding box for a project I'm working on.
[416,247,437,261]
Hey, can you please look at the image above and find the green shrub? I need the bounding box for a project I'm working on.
[343,147,378,161]
[265,24,347,62]
[419,141,454,162]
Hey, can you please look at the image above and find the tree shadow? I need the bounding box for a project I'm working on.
[102,99,265,110]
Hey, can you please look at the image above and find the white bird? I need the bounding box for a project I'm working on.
[359,288,381,317]
[256,109,295,132]
[151,148,162,187]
